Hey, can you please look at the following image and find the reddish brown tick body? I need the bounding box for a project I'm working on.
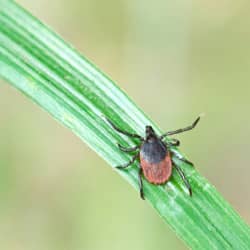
[106,117,200,199]
[140,127,172,185]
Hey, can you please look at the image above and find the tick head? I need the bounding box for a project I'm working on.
[145,125,157,141]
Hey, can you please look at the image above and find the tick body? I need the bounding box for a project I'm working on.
[106,117,200,200]
[140,127,172,184]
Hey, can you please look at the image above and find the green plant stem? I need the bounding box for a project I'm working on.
[0,1,249,249]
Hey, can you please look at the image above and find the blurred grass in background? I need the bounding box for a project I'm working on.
[0,0,249,249]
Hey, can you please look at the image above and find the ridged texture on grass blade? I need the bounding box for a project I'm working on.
[0,1,249,249]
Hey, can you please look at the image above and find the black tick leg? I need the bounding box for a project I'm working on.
[138,167,144,200]
[167,138,180,147]
[173,163,192,196]
[106,117,143,140]
[118,143,140,153]
[116,152,140,169]
[179,157,194,167]
[170,150,194,167]
[160,116,200,139]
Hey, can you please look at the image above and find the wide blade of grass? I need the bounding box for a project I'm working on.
[0,1,249,249]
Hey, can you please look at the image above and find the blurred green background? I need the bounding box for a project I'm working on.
[0,0,250,249]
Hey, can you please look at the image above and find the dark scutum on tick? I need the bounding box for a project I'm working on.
[106,117,200,200]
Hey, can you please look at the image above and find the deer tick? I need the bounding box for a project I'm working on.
[106,116,200,199]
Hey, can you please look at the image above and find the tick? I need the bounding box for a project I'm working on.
[106,116,200,200]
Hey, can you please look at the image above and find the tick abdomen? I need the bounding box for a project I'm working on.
[140,139,172,184]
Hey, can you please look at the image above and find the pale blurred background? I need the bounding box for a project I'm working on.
[0,0,250,249]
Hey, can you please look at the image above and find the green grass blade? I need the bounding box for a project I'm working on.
[0,1,249,249]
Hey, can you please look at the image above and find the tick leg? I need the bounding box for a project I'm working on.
[105,117,143,140]
[118,143,140,153]
[160,116,200,139]
[170,150,194,166]
[167,138,180,147]
[116,152,139,169]
[139,167,145,200]
[173,164,192,196]
[179,157,194,166]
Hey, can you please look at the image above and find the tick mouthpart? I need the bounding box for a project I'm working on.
[145,125,153,133]
[145,125,157,140]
